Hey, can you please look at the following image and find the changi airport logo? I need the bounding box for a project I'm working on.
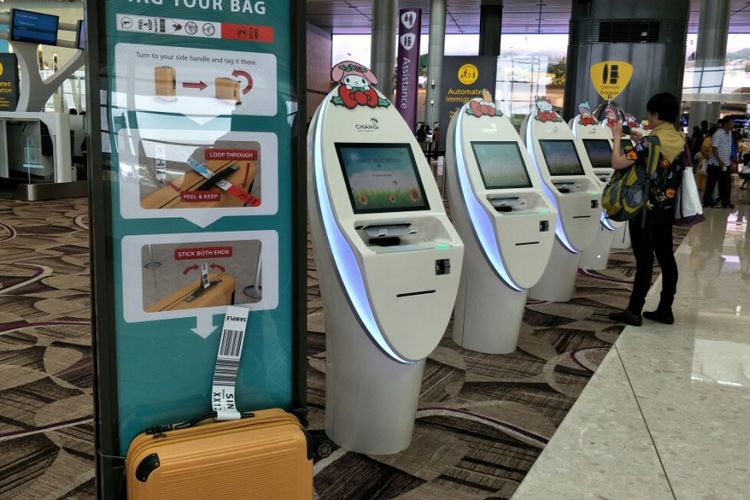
[401,11,418,29]
[355,117,380,132]
[457,64,479,85]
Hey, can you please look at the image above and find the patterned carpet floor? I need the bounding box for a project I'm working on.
[0,197,687,499]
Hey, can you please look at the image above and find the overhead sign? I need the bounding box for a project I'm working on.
[0,54,19,111]
[395,8,421,132]
[438,55,497,150]
[10,9,59,46]
[87,1,305,497]
[590,60,634,101]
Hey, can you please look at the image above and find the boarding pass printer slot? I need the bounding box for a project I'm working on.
[553,182,580,194]
[487,196,527,213]
[363,223,414,246]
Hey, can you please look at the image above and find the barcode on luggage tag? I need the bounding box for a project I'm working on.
[213,358,239,386]
[219,328,243,357]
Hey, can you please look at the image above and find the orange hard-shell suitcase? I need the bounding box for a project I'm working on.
[126,409,313,499]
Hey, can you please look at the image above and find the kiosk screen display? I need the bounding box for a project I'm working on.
[471,142,532,189]
[538,140,585,176]
[583,139,612,169]
[10,9,59,46]
[335,143,429,213]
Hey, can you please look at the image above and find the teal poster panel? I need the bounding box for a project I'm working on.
[98,0,298,455]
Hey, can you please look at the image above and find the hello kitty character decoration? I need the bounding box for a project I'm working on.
[577,101,598,126]
[533,96,562,123]
[330,60,390,109]
[625,113,654,135]
[625,113,640,130]
[604,107,619,128]
[465,89,502,118]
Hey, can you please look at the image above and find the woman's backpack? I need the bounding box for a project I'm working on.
[601,138,662,222]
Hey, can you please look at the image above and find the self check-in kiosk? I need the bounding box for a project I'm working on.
[445,94,557,353]
[521,97,602,302]
[307,62,464,454]
[569,102,625,270]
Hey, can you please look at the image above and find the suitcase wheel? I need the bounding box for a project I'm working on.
[316,440,333,459]
[309,431,334,459]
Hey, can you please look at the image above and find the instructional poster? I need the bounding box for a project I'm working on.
[114,43,277,119]
[87,0,303,467]
[117,129,278,226]
[121,231,278,327]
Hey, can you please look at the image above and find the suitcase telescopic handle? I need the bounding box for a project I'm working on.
[144,410,256,436]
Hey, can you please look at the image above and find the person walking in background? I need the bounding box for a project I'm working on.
[740,153,750,190]
[608,93,685,326]
[700,119,709,136]
[731,126,740,178]
[711,118,735,209]
[701,124,718,202]
[432,123,441,157]
[416,123,428,144]
[690,126,703,157]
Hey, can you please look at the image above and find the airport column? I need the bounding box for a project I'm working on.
[478,0,502,57]
[563,0,689,120]
[424,0,446,129]
[370,0,398,100]
[689,0,730,129]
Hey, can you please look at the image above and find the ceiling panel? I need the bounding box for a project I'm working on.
[307,0,750,35]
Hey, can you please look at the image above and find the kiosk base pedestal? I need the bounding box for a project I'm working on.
[579,224,616,271]
[611,223,631,249]
[452,260,528,354]
[324,302,424,455]
[528,238,581,302]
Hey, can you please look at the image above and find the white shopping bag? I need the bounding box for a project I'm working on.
[674,166,705,226]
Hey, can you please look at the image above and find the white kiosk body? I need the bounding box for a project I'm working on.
[521,98,602,302]
[445,98,557,353]
[307,64,464,455]
[569,114,625,270]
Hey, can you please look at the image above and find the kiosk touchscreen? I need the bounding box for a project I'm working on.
[520,97,602,302]
[569,104,625,270]
[445,94,556,354]
[308,62,464,455]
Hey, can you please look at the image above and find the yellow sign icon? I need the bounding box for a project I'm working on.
[0,63,4,78]
[457,64,479,85]
[590,61,633,101]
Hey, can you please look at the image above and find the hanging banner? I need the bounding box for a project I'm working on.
[86,1,306,497]
[395,8,421,132]
[438,55,497,151]
[590,60,634,101]
[0,53,19,111]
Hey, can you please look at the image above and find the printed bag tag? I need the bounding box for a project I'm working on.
[211,306,250,420]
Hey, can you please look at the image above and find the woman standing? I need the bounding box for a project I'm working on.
[609,93,686,326]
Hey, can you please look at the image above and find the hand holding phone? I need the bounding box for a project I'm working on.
[621,119,631,135]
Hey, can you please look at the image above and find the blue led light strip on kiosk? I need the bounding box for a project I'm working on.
[313,95,412,364]
[454,106,524,291]
[525,117,580,253]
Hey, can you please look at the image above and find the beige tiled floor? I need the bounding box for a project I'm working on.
[514,195,750,500]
